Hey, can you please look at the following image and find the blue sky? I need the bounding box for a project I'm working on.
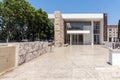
[27,0,120,25]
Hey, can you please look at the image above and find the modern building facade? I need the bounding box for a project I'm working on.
[48,11,107,47]
[107,25,118,42]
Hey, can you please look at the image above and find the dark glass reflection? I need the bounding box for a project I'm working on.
[94,21,100,34]
[66,22,91,30]
[94,21,100,44]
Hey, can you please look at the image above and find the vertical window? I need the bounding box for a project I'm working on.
[109,29,111,31]
[109,38,112,42]
[94,21,100,34]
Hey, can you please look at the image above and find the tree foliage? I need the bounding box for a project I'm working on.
[0,0,54,42]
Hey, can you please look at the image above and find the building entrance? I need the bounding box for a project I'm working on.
[71,34,83,45]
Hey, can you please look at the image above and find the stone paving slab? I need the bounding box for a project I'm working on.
[1,45,120,80]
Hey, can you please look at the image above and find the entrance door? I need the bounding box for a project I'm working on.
[79,35,83,45]
[72,34,83,45]
[94,34,100,44]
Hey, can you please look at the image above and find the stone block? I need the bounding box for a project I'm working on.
[0,46,16,75]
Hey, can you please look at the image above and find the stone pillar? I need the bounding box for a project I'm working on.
[54,11,64,47]
[91,21,94,45]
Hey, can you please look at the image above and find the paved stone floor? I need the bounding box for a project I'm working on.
[1,45,120,80]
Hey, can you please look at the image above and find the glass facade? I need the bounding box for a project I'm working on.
[94,21,100,34]
[65,21,91,45]
[65,22,91,30]
[65,21,101,45]
[94,21,100,44]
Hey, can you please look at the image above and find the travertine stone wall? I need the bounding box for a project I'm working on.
[0,42,48,75]
[18,42,48,65]
[0,46,16,75]
[54,11,64,47]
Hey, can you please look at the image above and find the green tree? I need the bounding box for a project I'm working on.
[0,0,54,42]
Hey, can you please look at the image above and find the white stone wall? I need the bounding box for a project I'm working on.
[109,50,120,66]
[83,26,91,45]
[18,42,48,65]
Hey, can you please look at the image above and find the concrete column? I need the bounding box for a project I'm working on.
[91,21,94,45]
[70,34,72,45]
[83,34,86,45]
[112,37,114,42]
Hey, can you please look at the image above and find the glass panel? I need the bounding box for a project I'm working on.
[65,22,91,30]
[109,38,111,42]
[94,30,100,34]
[96,35,100,44]
[94,34,100,44]
[69,34,83,45]
[94,21,100,44]
[94,21,100,34]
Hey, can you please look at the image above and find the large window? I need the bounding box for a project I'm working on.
[94,21,100,34]
[94,21,100,44]
[65,22,91,30]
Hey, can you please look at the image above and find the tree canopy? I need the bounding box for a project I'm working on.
[0,0,54,42]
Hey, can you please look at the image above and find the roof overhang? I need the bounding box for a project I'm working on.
[48,14,104,21]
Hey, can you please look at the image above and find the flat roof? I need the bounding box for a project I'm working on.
[48,13,104,19]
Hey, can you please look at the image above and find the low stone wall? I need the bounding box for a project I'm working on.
[18,42,48,65]
[0,46,16,75]
[0,42,48,75]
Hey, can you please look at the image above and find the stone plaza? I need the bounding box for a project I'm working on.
[1,45,120,80]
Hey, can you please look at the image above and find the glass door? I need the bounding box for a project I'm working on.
[72,34,83,45]
[94,34,100,44]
